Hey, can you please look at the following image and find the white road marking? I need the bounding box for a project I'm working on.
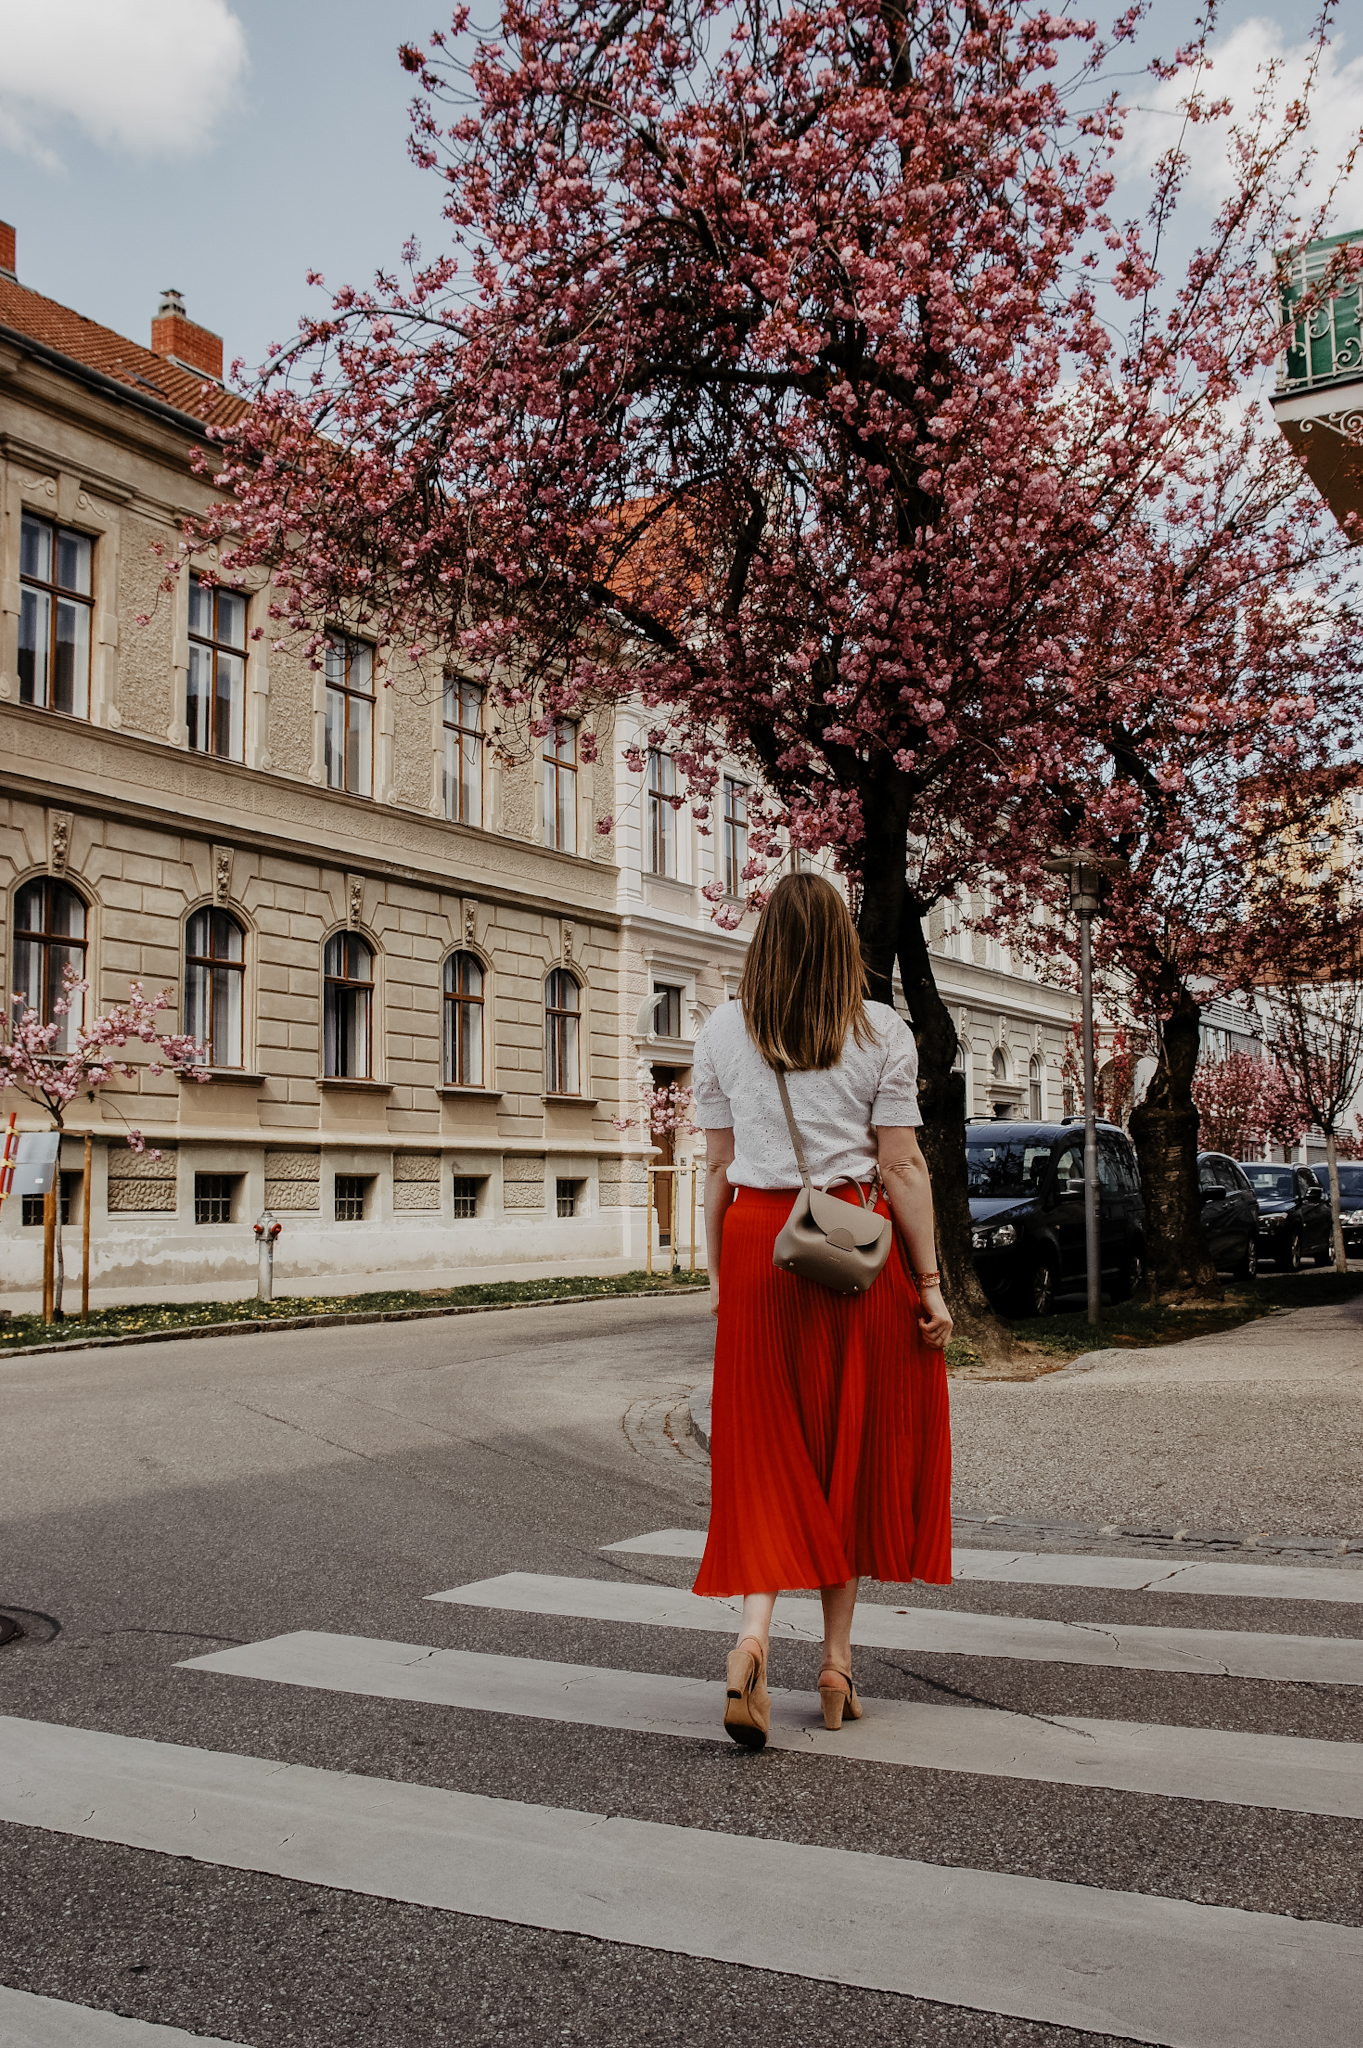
[427,1572,1363,1684]
[2,1714,1361,2048]
[181,1630,1363,1819]
[0,1984,247,2046]
[600,1530,1363,1603]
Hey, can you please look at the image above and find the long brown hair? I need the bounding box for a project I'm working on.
[738,873,872,1071]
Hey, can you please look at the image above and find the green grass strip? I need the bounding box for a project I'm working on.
[0,1266,709,1352]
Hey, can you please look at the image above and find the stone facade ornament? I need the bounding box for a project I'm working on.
[563,921,575,963]
[213,846,232,904]
[348,876,364,927]
[464,902,477,945]
[49,810,72,873]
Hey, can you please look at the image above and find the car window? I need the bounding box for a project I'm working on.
[1332,1166,1363,1196]
[1213,1158,1239,1191]
[1198,1158,1218,1193]
[965,1138,1055,1198]
[1297,1170,1319,1200]
[1245,1167,1295,1199]
[1097,1140,1125,1193]
[1053,1147,1082,1193]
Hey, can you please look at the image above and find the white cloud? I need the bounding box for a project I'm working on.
[0,0,248,163]
[1116,18,1363,240]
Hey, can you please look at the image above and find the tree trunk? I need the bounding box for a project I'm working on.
[1325,1130,1347,1272]
[1128,985,1220,1302]
[896,895,1030,1365]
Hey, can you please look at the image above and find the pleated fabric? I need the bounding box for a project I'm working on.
[694,1184,952,1597]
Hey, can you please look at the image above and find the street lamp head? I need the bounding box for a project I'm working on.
[1042,848,1124,916]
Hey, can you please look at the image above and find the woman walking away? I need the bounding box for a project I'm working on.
[692,873,953,1749]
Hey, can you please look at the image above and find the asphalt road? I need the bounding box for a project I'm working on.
[2,1293,1362,2047]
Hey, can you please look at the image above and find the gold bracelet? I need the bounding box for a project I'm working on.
[915,1270,941,1287]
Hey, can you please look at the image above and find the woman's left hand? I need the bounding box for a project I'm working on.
[917,1284,953,1349]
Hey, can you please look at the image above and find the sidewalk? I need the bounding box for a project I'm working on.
[949,1296,1363,1540]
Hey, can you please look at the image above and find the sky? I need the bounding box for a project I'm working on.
[1,0,1361,381]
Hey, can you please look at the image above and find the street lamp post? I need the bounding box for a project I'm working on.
[1043,852,1123,1326]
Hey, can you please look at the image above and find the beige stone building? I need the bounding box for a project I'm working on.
[0,224,647,1307]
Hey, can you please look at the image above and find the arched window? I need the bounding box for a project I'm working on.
[1029,1054,1044,1121]
[443,951,484,1087]
[545,968,580,1095]
[185,909,244,1068]
[324,933,373,1077]
[991,1048,1008,1084]
[13,878,87,1050]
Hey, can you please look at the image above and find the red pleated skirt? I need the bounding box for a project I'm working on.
[693,1185,952,1596]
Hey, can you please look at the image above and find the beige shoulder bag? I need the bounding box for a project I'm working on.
[770,1067,894,1294]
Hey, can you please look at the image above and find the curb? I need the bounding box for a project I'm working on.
[687,1383,713,1454]
[0,1284,710,1363]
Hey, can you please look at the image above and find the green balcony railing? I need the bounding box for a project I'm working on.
[1279,231,1363,394]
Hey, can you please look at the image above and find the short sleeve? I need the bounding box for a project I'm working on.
[870,1009,922,1127]
[690,1018,734,1128]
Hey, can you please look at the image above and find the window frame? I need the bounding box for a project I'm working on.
[1028,1055,1044,1120]
[442,949,485,1088]
[323,633,375,797]
[721,777,748,896]
[12,877,88,1052]
[652,982,684,1040]
[647,749,677,876]
[18,512,94,720]
[184,907,245,1070]
[187,573,248,761]
[545,967,581,1096]
[442,675,484,827]
[542,720,579,853]
[323,931,374,1078]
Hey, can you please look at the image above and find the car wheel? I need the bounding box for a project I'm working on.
[1314,1244,1334,1268]
[1021,1258,1057,1318]
[1113,1243,1144,1301]
[1231,1234,1258,1281]
[1283,1231,1302,1273]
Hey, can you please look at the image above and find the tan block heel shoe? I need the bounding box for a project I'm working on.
[818,1661,863,1732]
[723,1637,771,1750]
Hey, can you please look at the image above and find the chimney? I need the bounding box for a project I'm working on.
[151,288,223,382]
[0,222,15,281]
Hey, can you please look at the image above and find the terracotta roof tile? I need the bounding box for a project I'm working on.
[0,275,249,433]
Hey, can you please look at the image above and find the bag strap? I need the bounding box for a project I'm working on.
[772,1065,880,1209]
[772,1067,813,1192]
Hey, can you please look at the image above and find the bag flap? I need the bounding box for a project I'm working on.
[806,1187,890,1247]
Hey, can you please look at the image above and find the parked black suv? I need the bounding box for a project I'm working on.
[966,1120,1146,1317]
[1196,1153,1260,1277]
[1311,1162,1363,1258]
[1241,1161,1333,1269]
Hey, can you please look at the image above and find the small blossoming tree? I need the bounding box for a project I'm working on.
[2,969,206,1315]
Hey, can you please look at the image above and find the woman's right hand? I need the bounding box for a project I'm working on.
[709,1276,721,1319]
[917,1284,953,1349]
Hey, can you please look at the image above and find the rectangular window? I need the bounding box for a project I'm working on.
[324,634,374,796]
[542,720,578,853]
[556,1178,581,1219]
[653,984,683,1039]
[335,1175,370,1221]
[442,677,483,827]
[22,1177,76,1227]
[194,1174,237,1225]
[452,1175,483,1220]
[722,778,748,896]
[647,750,677,876]
[187,574,247,761]
[19,513,93,719]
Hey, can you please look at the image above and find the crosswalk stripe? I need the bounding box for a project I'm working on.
[428,1572,1363,1684]
[3,1713,1361,2048]
[0,1984,248,2047]
[180,1629,1363,1819]
[600,1529,1363,1603]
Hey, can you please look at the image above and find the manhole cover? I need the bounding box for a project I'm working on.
[0,1607,61,1647]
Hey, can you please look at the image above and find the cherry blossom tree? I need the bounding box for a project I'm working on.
[1257,942,1363,1270]
[185,0,1361,1346]
[1191,1050,1306,1159]
[2,969,205,1316]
